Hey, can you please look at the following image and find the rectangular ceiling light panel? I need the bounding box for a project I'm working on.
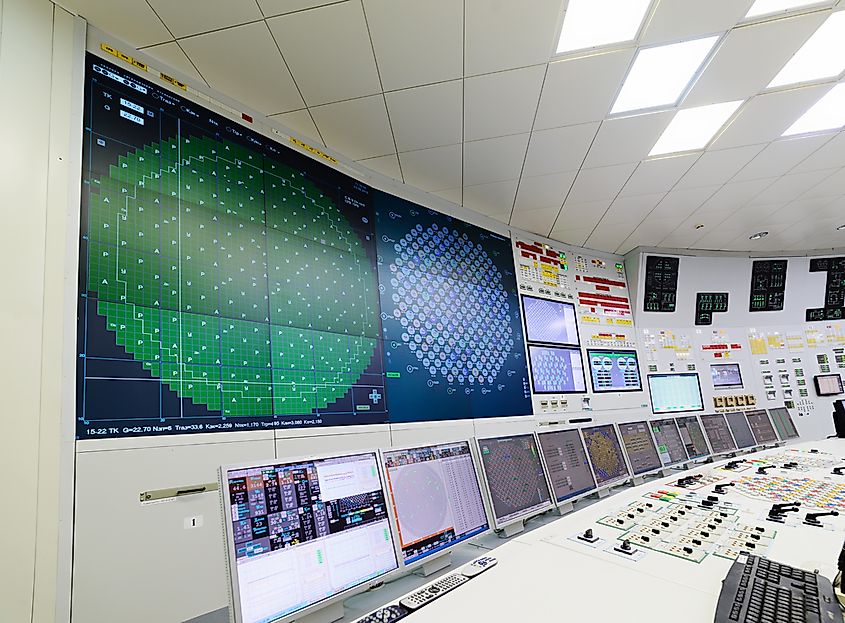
[611,36,719,114]
[650,100,744,155]
[557,0,652,53]
[769,11,845,87]
[783,83,845,135]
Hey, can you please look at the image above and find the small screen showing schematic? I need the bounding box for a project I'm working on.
[521,295,579,345]
[724,411,756,449]
[814,374,844,397]
[537,429,597,503]
[580,424,630,487]
[650,419,689,466]
[586,349,642,393]
[528,345,587,394]
[476,435,553,528]
[676,416,710,460]
[711,363,743,389]
[382,441,489,566]
[618,421,662,475]
[647,373,704,414]
[700,414,738,454]
[768,407,800,440]
[745,410,778,445]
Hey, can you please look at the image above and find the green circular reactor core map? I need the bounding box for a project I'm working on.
[88,135,379,417]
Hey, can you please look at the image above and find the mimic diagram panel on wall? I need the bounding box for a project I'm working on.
[513,237,646,417]
[76,54,531,440]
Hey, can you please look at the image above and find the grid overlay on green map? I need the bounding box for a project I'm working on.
[85,131,380,419]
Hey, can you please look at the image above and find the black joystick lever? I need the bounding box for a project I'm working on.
[578,528,600,543]
[804,511,840,527]
[781,462,798,469]
[833,467,845,475]
[725,460,744,470]
[714,483,735,495]
[767,502,800,523]
[757,465,776,475]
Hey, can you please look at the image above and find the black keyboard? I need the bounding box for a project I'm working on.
[714,554,840,623]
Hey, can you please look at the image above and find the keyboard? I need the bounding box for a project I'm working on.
[356,604,410,622]
[399,573,469,611]
[714,554,840,623]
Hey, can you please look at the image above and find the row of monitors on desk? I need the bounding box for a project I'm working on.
[218,408,799,623]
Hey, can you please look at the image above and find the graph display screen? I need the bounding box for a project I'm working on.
[676,416,710,460]
[647,373,704,414]
[375,196,531,422]
[814,374,844,396]
[650,419,689,466]
[769,407,799,440]
[745,410,778,444]
[527,345,586,394]
[537,429,597,503]
[581,424,630,487]
[724,411,756,449]
[711,363,743,388]
[700,414,738,454]
[586,349,642,392]
[221,452,398,623]
[476,435,553,527]
[618,421,662,475]
[382,442,488,565]
[521,295,579,345]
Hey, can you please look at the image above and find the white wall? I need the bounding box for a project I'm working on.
[0,2,81,623]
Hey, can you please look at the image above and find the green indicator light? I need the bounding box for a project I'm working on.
[386,372,401,378]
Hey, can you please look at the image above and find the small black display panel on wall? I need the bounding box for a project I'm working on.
[643,256,679,313]
[806,257,845,322]
[695,292,729,326]
[749,260,787,312]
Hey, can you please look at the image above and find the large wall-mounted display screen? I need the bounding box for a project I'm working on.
[76,54,531,439]
[586,349,642,393]
[647,373,704,414]
[527,345,587,394]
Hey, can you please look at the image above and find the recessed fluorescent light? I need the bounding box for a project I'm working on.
[746,0,827,18]
[649,101,743,155]
[783,83,845,135]
[749,231,769,240]
[557,0,652,54]
[611,36,719,114]
[769,11,845,88]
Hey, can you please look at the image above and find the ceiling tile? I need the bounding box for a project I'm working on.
[464,66,546,141]
[605,193,668,223]
[462,180,519,216]
[147,0,262,38]
[710,84,834,150]
[257,0,344,18]
[585,219,640,254]
[801,167,845,198]
[514,171,578,211]
[567,163,638,203]
[269,109,323,144]
[309,95,394,160]
[267,2,381,105]
[65,0,171,47]
[510,206,560,237]
[692,227,748,250]
[180,22,304,114]
[464,0,562,75]
[463,134,530,186]
[548,226,594,248]
[697,178,775,212]
[748,169,835,204]
[649,186,720,222]
[554,199,612,232]
[684,12,827,106]
[522,122,600,177]
[364,0,463,90]
[399,144,462,191]
[582,111,674,168]
[732,135,831,181]
[357,153,402,180]
[535,49,636,130]
[674,145,765,189]
[142,41,206,84]
[791,131,845,173]
[619,154,698,196]
[386,81,462,152]
[433,188,463,204]
[641,0,753,45]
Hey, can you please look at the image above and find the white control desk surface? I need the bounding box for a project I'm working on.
[375,440,845,623]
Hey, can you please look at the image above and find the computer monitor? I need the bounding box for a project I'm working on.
[381,441,489,567]
[675,416,711,460]
[536,429,597,504]
[724,411,757,449]
[521,295,580,345]
[475,434,553,529]
[768,407,800,440]
[580,424,631,487]
[711,363,743,389]
[745,409,779,445]
[647,373,704,414]
[220,452,399,623]
[700,414,738,454]
[527,345,587,394]
[649,418,689,466]
[814,374,844,397]
[617,420,663,476]
[586,349,643,393]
